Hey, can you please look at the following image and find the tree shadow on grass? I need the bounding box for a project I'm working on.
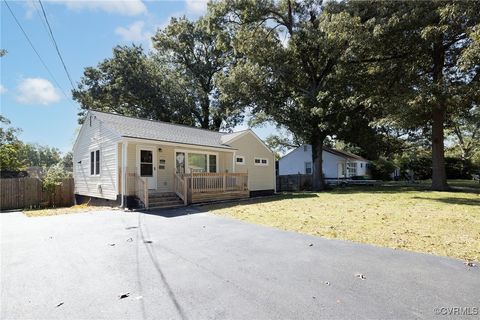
[197,192,319,212]
[412,196,480,207]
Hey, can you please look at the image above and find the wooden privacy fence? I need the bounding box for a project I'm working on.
[276,174,313,192]
[0,177,74,211]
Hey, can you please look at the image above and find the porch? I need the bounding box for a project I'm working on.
[118,141,249,209]
[126,171,249,209]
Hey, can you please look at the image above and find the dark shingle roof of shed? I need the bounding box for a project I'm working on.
[91,111,235,150]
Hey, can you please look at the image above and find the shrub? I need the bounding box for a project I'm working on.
[42,164,72,207]
[370,158,397,180]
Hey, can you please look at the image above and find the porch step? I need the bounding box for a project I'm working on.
[147,191,184,209]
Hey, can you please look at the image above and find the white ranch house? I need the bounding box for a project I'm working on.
[278,144,371,179]
[73,111,275,209]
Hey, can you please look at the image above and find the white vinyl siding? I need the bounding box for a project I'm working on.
[230,132,275,191]
[73,114,121,200]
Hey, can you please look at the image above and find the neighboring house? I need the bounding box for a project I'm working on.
[278,144,371,179]
[73,111,275,209]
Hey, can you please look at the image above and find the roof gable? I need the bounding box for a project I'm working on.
[279,145,369,161]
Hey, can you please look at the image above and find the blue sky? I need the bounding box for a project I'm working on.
[1,0,275,154]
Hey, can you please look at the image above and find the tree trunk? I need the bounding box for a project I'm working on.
[431,106,449,190]
[311,135,326,191]
[430,39,449,191]
[200,95,210,129]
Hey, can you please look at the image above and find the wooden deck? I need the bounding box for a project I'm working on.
[191,190,249,204]
[127,170,250,209]
[175,172,249,206]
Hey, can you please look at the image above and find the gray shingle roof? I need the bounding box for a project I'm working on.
[91,111,236,150]
[323,148,369,161]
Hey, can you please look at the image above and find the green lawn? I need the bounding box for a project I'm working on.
[205,182,480,262]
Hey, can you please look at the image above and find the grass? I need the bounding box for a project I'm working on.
[23,204,118,217]
[205,182,480,262]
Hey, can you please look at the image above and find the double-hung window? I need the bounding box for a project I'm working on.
[90,150,100,175]
[305,162,312,174]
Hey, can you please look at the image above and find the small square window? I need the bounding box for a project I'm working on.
[236,156,245,164]
[254,157,268,166]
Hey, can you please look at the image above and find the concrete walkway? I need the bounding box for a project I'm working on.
[1,208,478,319]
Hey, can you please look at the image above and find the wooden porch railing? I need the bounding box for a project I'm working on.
[174,173,188,205]
[189,172,248,193]
[126,171,148,209]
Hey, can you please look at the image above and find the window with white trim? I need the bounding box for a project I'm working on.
[90,149,100,175]
[236,156,245,165]
[254,157,268,166]
[175,150,218,173]
[305,162,312,174]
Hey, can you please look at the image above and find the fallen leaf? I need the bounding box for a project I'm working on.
[56,302,64,308]
[144,240,153,244]
[309,243,313,247]
[355,273,366,280]
[119,293,130,299]
[108,243,115,246]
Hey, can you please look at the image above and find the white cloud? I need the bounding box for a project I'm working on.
[45,0,147,16]
[115,21,151,42]
[0,84,7,94]
[16,78,61,105]
[185,0,208,15]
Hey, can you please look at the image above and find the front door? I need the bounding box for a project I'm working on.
[139,148,156,189]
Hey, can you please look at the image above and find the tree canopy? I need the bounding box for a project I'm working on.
[71,0,480,190]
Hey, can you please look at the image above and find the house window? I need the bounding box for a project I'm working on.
[305,162,312,174]
[236,156,245,165]
[304,145,308,152]
[188,153,207,173]
[360,163,363,168]
[95,150,100,175]
[176,151,218,173]
[209,154,217,173]
[347,162,357,176]
[140,150,153,177]
[254,157,268,166]
[176,152,186,174]
[90,150,100,175]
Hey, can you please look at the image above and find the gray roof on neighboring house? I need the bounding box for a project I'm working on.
[323,148,369,161]
[91,111,239,150]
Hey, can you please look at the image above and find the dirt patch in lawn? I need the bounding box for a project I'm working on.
[23,204,119,217]
[204,186,480,262]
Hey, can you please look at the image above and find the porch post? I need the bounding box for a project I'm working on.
[120,141,128,208]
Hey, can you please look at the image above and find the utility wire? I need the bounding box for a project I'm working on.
[37,0,76,91]
[33,0,53,42]
[4,0,72,102]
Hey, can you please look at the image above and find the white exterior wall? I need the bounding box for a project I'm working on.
[278,145,370,178]
[229,131,275,191]
[278,144,313,175]
[73,114,121,200]
[322,151,346,179]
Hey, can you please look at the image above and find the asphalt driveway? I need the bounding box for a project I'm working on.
[1,208,479,319]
